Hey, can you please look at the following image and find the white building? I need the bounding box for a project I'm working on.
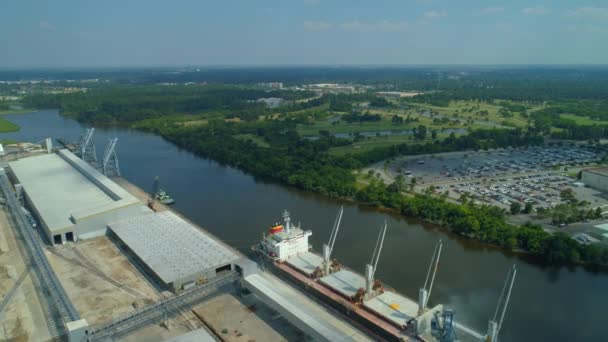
[108,211,239,292]
[581,168,608,192]
[8,149,146,245]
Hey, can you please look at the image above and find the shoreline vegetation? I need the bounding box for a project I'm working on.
[0,116,20,133]
[20,80,608,268]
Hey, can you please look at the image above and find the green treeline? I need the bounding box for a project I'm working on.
[356,179,608,265]
[22,85,316,124]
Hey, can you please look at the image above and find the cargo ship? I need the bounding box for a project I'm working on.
[254,209,485,342]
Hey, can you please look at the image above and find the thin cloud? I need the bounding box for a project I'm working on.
[340,20,409,32]
[340,21,375,32]
[303,0,320,5]
[303,20,332,31]
[522,6,550,16]
[424,10,447,19]
[476,7,505,16]
[39,21,56,31]
[566,7,608,19]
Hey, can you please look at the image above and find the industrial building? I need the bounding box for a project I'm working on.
[8,149,144,245]
[581,168,608,192]
[108,211,239,292]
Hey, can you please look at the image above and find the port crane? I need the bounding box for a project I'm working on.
[431,308,457,342]
[79,128,97,163]
[101,138,120,177]
[322,206,343,275]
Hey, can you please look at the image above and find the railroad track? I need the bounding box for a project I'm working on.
[46,246,148,300]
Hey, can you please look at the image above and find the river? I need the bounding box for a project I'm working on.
[2,110,606,341]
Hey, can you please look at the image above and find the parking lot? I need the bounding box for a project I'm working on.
[393,147,600,184]
[375,146,606,212]
[432,173,605,211]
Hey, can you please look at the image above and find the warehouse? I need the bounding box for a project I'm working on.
[581,168,608,193]
[8,149,144,245]
[108,211,239,292]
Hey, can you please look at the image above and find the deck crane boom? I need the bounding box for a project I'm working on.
[487,264,517,342]
[323,206,343,275]
[365,221,387,296]
[419,239,443,315]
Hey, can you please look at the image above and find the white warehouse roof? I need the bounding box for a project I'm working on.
[8,149,139,233]
[108,211,239,286]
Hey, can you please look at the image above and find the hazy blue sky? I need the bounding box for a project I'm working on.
[1,0,607,67]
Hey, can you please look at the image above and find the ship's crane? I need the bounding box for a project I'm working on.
[322,206,343,275]
[419,240,443,315]
[365,221,387,297]
[486,265,517,342]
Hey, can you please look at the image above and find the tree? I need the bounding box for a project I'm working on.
[523,202,533,214]
[409,177,417,191]
[391,115,404,125]
[560,188,577,204]
[510,202,522,215]
[413,125,427,140]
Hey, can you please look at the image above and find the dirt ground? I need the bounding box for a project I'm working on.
[0,208,51,342]
[46,236,163,325]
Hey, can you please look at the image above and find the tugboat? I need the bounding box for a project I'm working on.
[153,176,175,205]
[155,189,175,205]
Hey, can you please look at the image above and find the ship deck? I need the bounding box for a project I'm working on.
[286,251,323,277]
[363,292,418,328]
[319,269,366,299]
[275,262,408,341]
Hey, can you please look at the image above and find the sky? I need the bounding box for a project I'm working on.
[1,0,607,67]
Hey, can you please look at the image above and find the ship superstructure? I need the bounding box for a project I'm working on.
[258,210,312,262]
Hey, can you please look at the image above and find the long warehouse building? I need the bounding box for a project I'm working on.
[108,211,240,292]
[581,167,608,193]
[8,149,147,245]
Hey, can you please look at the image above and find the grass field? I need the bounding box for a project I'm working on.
[0,117,19,133]
[560,114,608,126]
[327,133,453,156]
[400,100,538,129]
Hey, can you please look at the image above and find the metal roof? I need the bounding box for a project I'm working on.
[108,211,239,285]
[583,167,608,177]
[8,149,138,233]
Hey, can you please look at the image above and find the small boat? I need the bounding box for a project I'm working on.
[155,189,175,205]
